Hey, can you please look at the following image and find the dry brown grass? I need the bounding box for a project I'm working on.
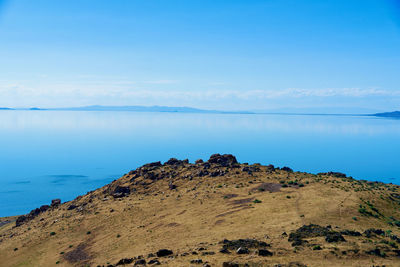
[1,155,400,267]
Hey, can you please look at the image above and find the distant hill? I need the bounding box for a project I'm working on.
[1,154,400,266]
[53,105,219,113]
[373,111,400,118]
[49,105,254,114]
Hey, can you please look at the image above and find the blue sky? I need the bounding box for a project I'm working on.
[0,0,399,112]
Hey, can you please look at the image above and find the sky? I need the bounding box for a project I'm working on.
[0,0,399,112]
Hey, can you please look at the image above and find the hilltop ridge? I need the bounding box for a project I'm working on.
[1,154,400,266]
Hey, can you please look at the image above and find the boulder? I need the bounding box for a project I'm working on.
[207,154,238,167]
[156,249,173,257]
[148,259,160,265]
[281,166,293,172]
[67,204,78,210]
[169,182,177,190]
[116,258,134,265]
[134,259,146,265]
[236,247,249,254]
[258,249,273,256]
[164,158,188,166]
[111,186,130,198]
[51,199,61,207]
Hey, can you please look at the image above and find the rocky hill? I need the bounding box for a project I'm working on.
[1,154,400,267]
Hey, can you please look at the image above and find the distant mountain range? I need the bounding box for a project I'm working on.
[0,105,253,114]
[1,105,399,117]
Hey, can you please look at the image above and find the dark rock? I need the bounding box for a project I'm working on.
[207,154,238,167]
[142,161,162,168]
[134,259,146,265]
[148,259,160,265]
[210,170,225,177]
[289,224,336,246]
[364,228,385,238]
[195,159,203,164]
[221,238,268,251]
[236,247,249,254]
[366,248,385,257]
[281,166,293,172]
[325,232,345,243]
[51,199,61,207]
[196,170,209,177]
[116,258,134,265]
[266,164,275,171]
[222,262,239,267]
[40,205,50,212]
[190,259,203,264]
[242,165,260,174]
[147,253,155,258]
[219,248,230,254]
[258,249,273,256]
[169,182,177,190]
[111,186,130,198]
[15,205,50,227]
[67,204,78,210]
[202,162,211,169]
[15,215,27,227]
[340,230,361,236]
[156,249,173,257]
[164,158,188,166]
[201,251,215,255]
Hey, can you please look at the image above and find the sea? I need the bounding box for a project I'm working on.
[0,110,399,216]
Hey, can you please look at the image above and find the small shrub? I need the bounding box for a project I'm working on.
[50,232,56,236]
[312,245,322,250]
[13,248,18,251]
[86,231,91,235]
[60,251,64,255]
[286,195,291,199]
[56,261,60,264]
[117,234,121,238]
[253,199,262,204]
[282,184,288,188]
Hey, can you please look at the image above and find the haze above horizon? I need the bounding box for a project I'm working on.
[0,0,399,113]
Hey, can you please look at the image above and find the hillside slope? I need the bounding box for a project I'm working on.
[1,154,400,267]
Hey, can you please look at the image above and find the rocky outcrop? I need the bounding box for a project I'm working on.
[164,158,189,166]
[15,204,51,227]
[111,186,131,198]
[156,249,173,257]
[51,199,61,207]
[207,154,238,167]
[288,224,346,246]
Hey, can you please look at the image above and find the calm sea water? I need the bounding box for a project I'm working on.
[0,111,399,216]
